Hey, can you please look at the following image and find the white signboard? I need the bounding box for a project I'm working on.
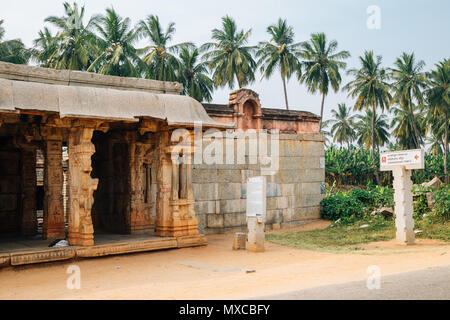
[246,176,266,220]
[380,149,424,171]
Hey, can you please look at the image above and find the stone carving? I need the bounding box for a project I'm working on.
[68,126,98,246]
[42,137,65,239]
[127,132,154,234]
[155,130,199,237]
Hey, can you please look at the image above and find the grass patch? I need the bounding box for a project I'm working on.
[415,219,450,241]
[266,218,449,253]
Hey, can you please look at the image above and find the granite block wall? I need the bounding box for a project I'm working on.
[192,133,325,234]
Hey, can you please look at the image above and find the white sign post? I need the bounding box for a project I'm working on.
[246,176,266,252]
[380,149,424,245]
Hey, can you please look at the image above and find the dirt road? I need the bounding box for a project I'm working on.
[1,221,449,299]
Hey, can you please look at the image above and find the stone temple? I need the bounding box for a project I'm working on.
[0,61,324,267]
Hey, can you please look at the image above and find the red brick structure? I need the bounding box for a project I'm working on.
[203,88,320,134]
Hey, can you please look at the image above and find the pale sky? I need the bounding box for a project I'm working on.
[1,0,449,124]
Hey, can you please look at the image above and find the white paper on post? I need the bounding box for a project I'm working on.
[246,176,267,221]
[380,149,424,171]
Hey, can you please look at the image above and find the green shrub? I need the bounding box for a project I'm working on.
[320,186,394,223]
[320,191,365,223]
[432,185,450,220]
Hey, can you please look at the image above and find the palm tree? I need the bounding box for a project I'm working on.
[355,110,390,151]
[201,16,256,89]
[426,132,444,156]
[425,59,449,183]
[44,2,100,70]
[390,104,426,150]
[299,33,350,129]
[87,8,144,77]
[344,51,392,184]
[0,20,29,64]
[137,15,191,81]
[178,46,214,102]
[320,119,333,148]
[329,103,356,148]
[390,52,427,148]
[256,18,301,109]
[31,27,59,67]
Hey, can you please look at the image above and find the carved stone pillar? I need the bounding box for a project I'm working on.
[20,146,37,236]
[68,127,98,246]
[128,132,153,234]
[155,130,199,237]
[42,130,65,239]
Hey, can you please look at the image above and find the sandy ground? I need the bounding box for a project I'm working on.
[0,220,449,300]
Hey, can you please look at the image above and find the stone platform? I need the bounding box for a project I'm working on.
[0,233,207,268]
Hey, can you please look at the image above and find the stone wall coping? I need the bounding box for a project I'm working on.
[0,61,183,94]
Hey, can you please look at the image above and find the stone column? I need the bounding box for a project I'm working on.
[42,135,65,239]
[67,127,98,246]
[246,217,265,252]
[128,133,153,234]
[20,146,37,236]
[155,131,174,237]
[393,167,415,244]
[155,130,199,237]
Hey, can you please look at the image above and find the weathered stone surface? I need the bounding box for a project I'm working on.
[42,138,65,239]
[232,232,247,250]
[301,140,325,157]
[224,212,246,228]
[219,199,245,214]
[195,200,217,214]
[266,209,283,223]
[192,169,218,183]
[0,60,182,94]
[10,248,75,266]
[301,169,325,182]
[68,127,97,246]
[177,235,207,248]
[218,183,242,200]
[422,176,443,188]
[247,217,265,252]
[207,214,224,228]
[0,254,10,267]
[193,183,218,201]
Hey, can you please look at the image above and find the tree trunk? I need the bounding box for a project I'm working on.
[445,110,449,183]
[281,74,289,110]
[408,91,421,148]
[235,71,242,89]
[372,105,381,185]
[319,93,326,131]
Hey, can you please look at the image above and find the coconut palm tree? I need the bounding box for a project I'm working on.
[177,46,214,102]
[201,16,256,89]
[321,119,333,148]
[31,27,59,67]
[256,18,302,110]
[427,132,444,156]
[355,110,390,151]
[44,2,100,70]
[0,19,30,64]
[390,104,426,150]
[137,15,191,81]
[299,33,350,129]
[390,52,427,148]
[87,8,144,77]
[329,103,356,148]
[425,59,449,183]
[344,51,392,184]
